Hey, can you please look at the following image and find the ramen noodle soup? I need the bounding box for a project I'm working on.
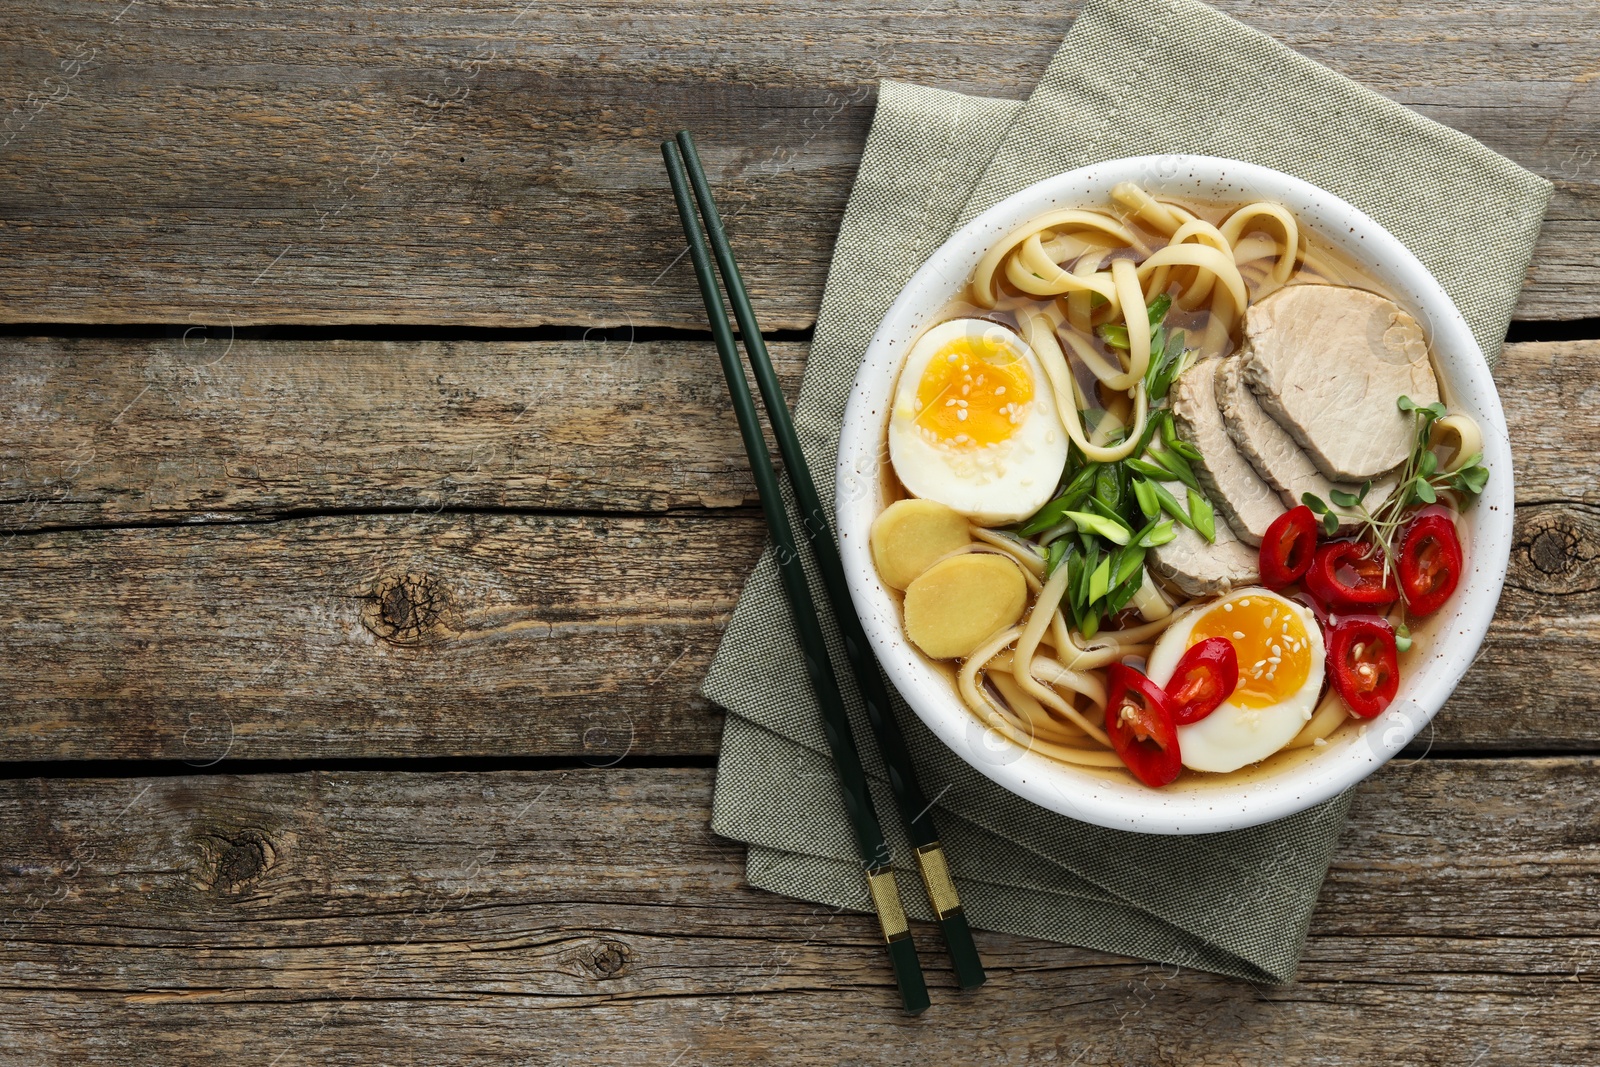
[871,183,1489,788]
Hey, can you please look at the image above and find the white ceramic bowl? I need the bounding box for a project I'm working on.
[836,155,1512,834]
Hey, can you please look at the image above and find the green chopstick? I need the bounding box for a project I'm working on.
[672,129,986,991]
[663,138,930,1016]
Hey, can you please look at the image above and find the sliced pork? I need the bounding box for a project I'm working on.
[1169,359,1284,547]
[1149,514,1260,598]
[1215,356,1399,527]
[1240,285,1439,481]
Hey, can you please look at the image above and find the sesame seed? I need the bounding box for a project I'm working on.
[1271,644,1282,656]
[956,409,968,421]
[995,386,1006,395]
[1239,598,1251,607]
[1223,603,1234,613]
[1253,659,1266,670]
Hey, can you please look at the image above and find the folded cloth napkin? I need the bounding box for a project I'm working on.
[703,0,1550,983]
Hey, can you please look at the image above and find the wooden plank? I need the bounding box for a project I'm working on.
[0,0,1595,328]
[0,512,755,761]
[1497,340,1600,506]
[0,337,807,530]
[1,338,1589,530]
[0,339,1594,760]
[0,761,1596,1064]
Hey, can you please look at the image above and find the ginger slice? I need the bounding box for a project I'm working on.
[903,553,1027,660]
[870,498,972,591]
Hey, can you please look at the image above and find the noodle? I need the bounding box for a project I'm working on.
[1027,653,1109,709]
[1065,248,1111,333]
[957,626,1125,768]
[1039,231,1104,264]
[1131,570,1173,621]
[1219,202,1300,285]
[1111,181,1191,235]
[1058,317,1132,386]
[1286,689,1350,749]
[1007,566,1114,746]
[1135,242,1249,325]
[1020,309,1147,462]
[1432,414,1484,472]
[989,669,1097,746]
[971,209,1148,307]
[1006,235,1121,302]
[946,187,1264,770]
[969,526,1047,578]
[1110,258,1153,386]
[1162,217,1233,309]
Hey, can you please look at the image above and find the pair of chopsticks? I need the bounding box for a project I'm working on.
[663,129,985,1013]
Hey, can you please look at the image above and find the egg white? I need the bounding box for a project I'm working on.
[887,318,1068,526]
[1146,587,1326,774]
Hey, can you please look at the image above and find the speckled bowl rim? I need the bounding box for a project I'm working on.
[835,155,1512,835]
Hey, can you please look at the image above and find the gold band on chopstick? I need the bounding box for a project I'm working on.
[866,867,910,943]
[913,842,964,920]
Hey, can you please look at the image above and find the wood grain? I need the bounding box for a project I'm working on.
[0,761,1596,1065]
[0,0,1595,328]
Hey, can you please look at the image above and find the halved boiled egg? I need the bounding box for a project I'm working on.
[1146,587,1325,773]
[887,318,1068,525]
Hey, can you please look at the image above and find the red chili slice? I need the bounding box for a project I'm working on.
[1104,663,1183,788]
[1326,615,1400,719]
[1398,506,1463,617]
[1305,539,1398,612]
[1165,637,1238,725]
[1259,505,1319,589]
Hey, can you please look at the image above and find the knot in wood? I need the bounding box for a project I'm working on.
[1512,506,1600,594]
[363,572,448,645]
[589,940,630,978]
[204,830,275,894]
[1529,527,1576,575]
[565,937,631,980]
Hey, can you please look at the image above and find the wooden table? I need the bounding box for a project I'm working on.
[2,1,1597,1061]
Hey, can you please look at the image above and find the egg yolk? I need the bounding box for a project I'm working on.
[913,334,1034,449]
[1188,595,1311,708]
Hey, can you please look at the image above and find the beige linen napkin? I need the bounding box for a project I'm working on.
[703,0,1550,983]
